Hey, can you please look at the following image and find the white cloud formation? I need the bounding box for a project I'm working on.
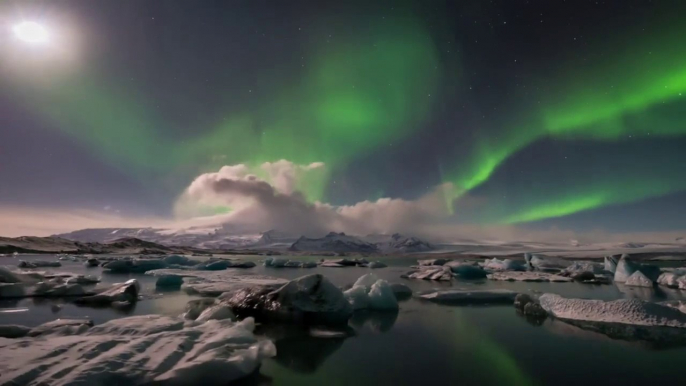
[173,160,453,236]
[2,159,684,243]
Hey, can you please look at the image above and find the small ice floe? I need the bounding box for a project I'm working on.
[524,253,570,271]
[539,293,686,346]
[264,257,317,268]
[624,271,654,288]
[0,315,275,385]
[613,255,661,283]
[444,261,487,279]
[604,255,619,273]
[147,269,287,297]
[343,273,398,311]
[657,270,686,289]
[481,258,526,272]
[75,279,140,307]
[417,258,449,266]
[402,266,453,281]
[420,289,518,305]
[319,258,369,268]
[18,260,61,268]
[487,271,572,282]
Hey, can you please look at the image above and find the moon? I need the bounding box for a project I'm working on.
[13,21,50,44]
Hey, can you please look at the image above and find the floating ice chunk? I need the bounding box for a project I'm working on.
[367,261,387,268]
[604,256,618,273]
[75,279,139,306]
[421,289,518,304]
[344,275,398,310]
[344,285,371,310]
[368,280,398,310]
[487,271,572,282]
[103,258,167,273]
[625,271,654,288]
[404,266,453,281]
[539,293,686,328]
[418,259,448,266]
[446,263,487,279]
[614,255,661,282]
[657,271,686,289]
[226,274,352,325]
[525,254,569,271]
[481,258,526,271]
[353,273,380,289]
[563,261,605,275]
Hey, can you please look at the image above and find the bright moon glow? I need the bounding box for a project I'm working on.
[13,21,49,43]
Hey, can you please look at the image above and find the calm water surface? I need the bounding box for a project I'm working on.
[2,255,686,385]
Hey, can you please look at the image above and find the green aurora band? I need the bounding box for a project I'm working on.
[7,17,438,204]
[446,25,686,222]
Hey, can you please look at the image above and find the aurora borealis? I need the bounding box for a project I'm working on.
[1,0,686,233]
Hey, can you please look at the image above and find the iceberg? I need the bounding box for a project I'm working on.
[403,266,453,281]
[604,255,618,273]
[540,293,686,328]
[657,270,686,289]
[420,289,518,304]
[481,258,526,271]
[624,271,653,288]
[343,274,398,311]
[225,274,353,325]
[445,262,487,279]
[487,271,572,282]
[75,279,139,306]
[613,255,661,283]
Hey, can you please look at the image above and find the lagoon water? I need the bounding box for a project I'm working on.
[3,255,686,385]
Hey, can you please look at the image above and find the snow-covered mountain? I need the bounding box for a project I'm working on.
[252,230,299,248]
[365,233,434,253]
[289,232,379,253]
[55,227,259,250]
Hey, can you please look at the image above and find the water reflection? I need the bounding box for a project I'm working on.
[258,324,351,373]
[349,310,399,333]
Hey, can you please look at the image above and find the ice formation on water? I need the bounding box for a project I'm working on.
[0,315,275,385]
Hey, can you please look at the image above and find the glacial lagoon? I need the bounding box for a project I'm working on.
[2,255,686,385]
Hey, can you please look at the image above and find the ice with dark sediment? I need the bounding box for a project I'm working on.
[225,274,353,325]
[147,268,287,297]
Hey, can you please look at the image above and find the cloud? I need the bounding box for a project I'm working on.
[173,160,453,236]
[2,159,684,243]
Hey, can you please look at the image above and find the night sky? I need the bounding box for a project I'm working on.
[1,0,685,236]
